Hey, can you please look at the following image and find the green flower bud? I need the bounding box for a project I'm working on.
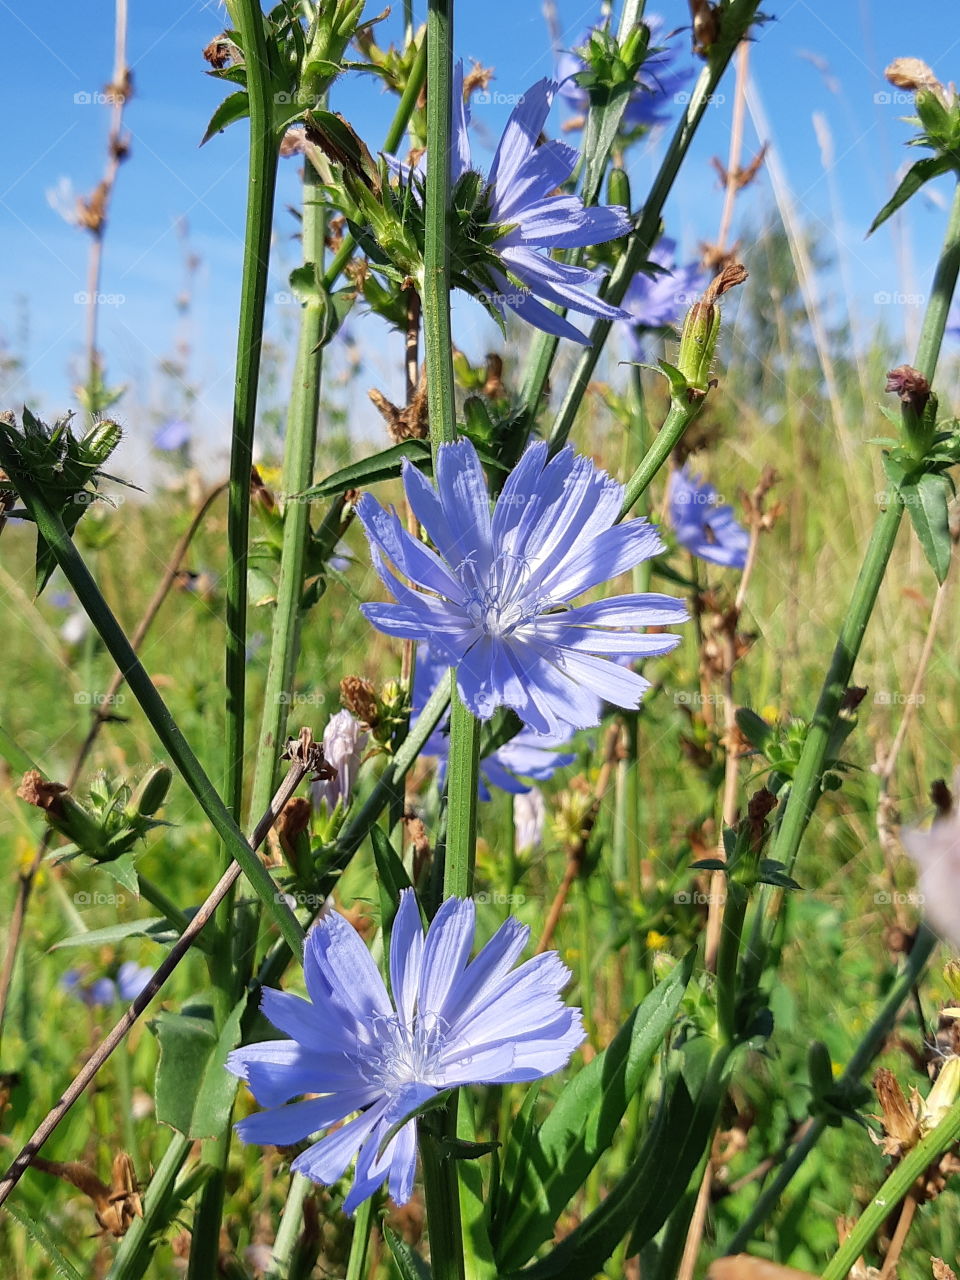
[606,166,631,214]
[82,419,123,467]
[126,765,173,818]
[676,261,748,398]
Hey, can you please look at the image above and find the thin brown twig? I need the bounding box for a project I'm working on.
[536,724,621,955]
[0,746,313,1211]
[83,0,131,387]
[715,41,749,255]
[879,1189,918,1280]
[0,482,227,1047]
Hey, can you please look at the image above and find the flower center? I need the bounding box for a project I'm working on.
[356,1012,449,1092]
[459,555,542,638]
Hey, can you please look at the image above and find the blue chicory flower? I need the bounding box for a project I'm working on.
[556,15,693,131]
[153,419,191,452]
[621,237,708,361]
[227,889,583,1212]
[62,962,152,1007]
[394,63,632,344]
[312,710,368,814]
[412,642,575,798]
[358,438,688,736]
[669,464,750,568]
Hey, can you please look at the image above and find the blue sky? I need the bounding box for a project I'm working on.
[1,0,958,473]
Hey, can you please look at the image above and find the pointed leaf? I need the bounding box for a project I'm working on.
[51,916,179,950]
[494,952,693,1272]
[4,1203,84,1280]
[298,440,433,499]
[868,155,953,234]
[901,468,953,582]
[201,90,250,145]
[385,1228,432,1280]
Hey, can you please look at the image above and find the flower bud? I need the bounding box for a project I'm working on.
[81,419,122,467]
[676,262,747,398]
[126,765,172,818]
[606,166,631,215]
[922,1056,960,1133]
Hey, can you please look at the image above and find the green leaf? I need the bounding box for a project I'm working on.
[370,826,415,950]
[153,1000,243,1138]
[51,916,178,950]
[493,952,693,1272]
[457,1093,499,1280]
[100,852,141,897]
[506,1047,729,1280]
[868,155,953,233]
[580,81,637,204]
[5,1202,84,1280]
[901,469,953,582]
[200,90,250,145]
[384,1227,432,1280]
[297,440,433,499]
[735,707,774,751]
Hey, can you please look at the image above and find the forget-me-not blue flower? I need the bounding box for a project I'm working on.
[227,890,583,1212]
[358,438,688,736]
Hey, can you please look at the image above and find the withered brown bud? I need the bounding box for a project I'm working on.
[932,776,954,817]
[250,465,275,512]
[839,686,868,713]
[885,57,944,98]
[279,128,305,157]
[17,770,67,816]
[276,796,311,852]
[203,36,239,70]
[886,364,931,416]
[340,676,380,729]
[369,367,429,442]
[483,353,505,400]
[872,1066,922,1157]
[463,60,494,98]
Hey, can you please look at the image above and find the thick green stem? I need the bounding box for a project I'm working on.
[619,397,703,518]
[248,161,328,832]
[821,1086,960,1280]
[420,1123,466,1280]
[445,687,480,899]
[223,0,279,822]
[545,0,761,455]
[264,1173,311,1279]
[0,464,305,957]
[767,179,960,887]
[423,0,457,453]
[723,924,937,1253]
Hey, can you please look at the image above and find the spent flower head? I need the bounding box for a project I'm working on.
[358,438,688,736]
[312,710,368,815]
[227,889,583,1212]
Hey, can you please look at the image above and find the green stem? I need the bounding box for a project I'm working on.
[345,1193,375,1280]
[264,1173,311,1279]
[821,1089,960,1280]
[423,0,457,452]
[0,464,305,957]
[420,1121,466,1280]
[223,0,279,823]
[545,0,761,455]
[723,924,937,1254]
[714,882,748,1046]
[444,687,480,899]
[248,158,328,836]
[767,179,960,889]
[106,1133,193,1280]
[619,397,703,518]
